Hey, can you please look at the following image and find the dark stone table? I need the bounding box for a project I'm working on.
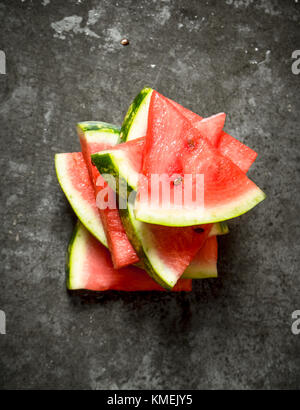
[0,0,299,390]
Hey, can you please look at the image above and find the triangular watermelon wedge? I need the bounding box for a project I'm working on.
[135,91,266,226]
[77,121,139,269]
[121,87,257,173]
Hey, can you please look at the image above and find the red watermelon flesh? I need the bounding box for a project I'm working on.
[168,97,257,173]
[69,222,192,292]
[136,91,265,226]
[79,136,139,269]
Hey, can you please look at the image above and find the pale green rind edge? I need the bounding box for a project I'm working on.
[135,189,266,227]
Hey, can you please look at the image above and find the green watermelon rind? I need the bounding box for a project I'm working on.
[66,220,86,290]
[77,121,121,134]
[120,87,153,142]
[135,188,266,227]
[55,153,108,248]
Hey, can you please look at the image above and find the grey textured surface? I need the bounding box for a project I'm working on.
[0,0,300,390]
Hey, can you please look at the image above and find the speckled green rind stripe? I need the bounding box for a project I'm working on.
[66,221,81,290]
[77,121,121,134]
[120,87,152,142]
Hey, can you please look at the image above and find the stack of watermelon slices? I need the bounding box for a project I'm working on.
[55,88,265,292]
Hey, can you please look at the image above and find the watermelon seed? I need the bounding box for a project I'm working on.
[120,38,129,46]
[173,177,183,186]
[187,139,195,148]
[194,228,204,234]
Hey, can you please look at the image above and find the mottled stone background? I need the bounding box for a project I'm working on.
[0,0,299,390]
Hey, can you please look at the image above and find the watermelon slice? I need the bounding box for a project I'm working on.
[67,221,193,292]
[55,152,107,247]
[121,87,257,173]
[135,91,266,226]
[76,121,139,269]
[183,236,218,279]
